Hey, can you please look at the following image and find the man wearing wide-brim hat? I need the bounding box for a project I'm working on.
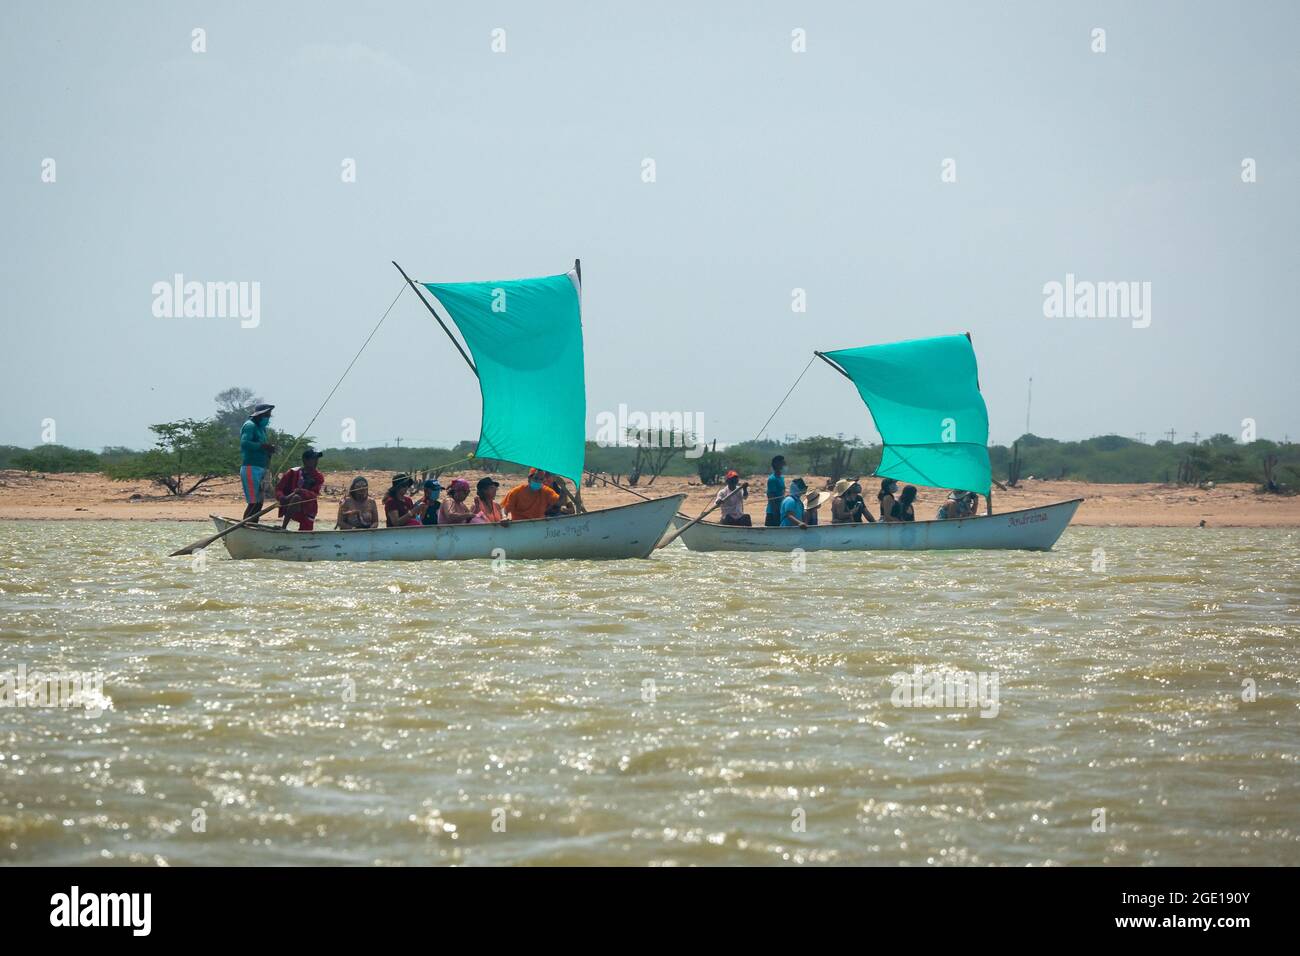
[239,402,277,521]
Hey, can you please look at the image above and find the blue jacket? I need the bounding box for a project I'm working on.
[240,417,271,468]
[780,494,805,527]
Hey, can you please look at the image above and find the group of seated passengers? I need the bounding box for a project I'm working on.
[713,455,984,529]
[314,467,575,531]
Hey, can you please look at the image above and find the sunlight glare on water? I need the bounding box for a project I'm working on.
[0,521,1296,865]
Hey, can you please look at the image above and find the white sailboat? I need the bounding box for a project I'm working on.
[213,261,683,562]
[212,494,684,562]
[671,334,1081,553]
[668,498,1081,553]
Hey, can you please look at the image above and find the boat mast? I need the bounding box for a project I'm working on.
[391,260,478,376]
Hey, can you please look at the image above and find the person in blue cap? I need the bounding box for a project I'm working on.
[238,403,276,521]
[419,478,442,525]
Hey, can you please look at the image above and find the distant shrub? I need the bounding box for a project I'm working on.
[12,444,101,473]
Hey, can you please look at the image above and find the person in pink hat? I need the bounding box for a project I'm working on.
[438,478,476,524]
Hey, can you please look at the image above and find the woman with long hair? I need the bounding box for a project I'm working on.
[877,478,900,522]
[890,484,918,522]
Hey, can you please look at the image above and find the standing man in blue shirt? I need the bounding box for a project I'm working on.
[239,402,277,521]
[764,454,787,527]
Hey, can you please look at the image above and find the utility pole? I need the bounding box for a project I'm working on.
[1191,431,1200,446]
[395,436,403,448]
[1025,377,1033,436]
[1165,429,1176,443]
[1137,431,1146,443]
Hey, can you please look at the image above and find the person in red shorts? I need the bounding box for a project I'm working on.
[275,448,325,530]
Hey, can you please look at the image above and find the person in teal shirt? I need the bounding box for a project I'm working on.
[238,403,277,520]
[764,454,786,527]
[780,477,809,527]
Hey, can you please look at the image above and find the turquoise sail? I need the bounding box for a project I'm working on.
[422,272,586,483]
[823,334,991,494]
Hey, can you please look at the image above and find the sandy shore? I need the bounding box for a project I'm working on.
[0,470,1297,527]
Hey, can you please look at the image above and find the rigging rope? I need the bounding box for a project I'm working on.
[752,354,817,443]
[272,282,407,474]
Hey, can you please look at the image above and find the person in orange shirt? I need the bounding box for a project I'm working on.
[502,468,561,520]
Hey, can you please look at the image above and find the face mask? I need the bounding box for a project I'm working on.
[528,480,542,491]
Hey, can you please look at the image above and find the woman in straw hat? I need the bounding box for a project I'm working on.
[831,478,874,524]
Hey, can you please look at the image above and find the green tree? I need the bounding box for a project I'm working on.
[213,386,262,436]
[105,419,238,496]
[792,435,859,480]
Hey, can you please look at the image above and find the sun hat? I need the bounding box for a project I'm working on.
[476,476,500,494]
[805,489,833,510]
[833,478,853,496]
[251,403,274,418]
[449,478,471,493]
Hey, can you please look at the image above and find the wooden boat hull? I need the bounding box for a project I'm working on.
[210,494,686,562]
[667,498,1082,553]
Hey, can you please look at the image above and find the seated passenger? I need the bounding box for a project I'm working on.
[472,476,508,524]
[420,478,442,525]
[545,473,577,517]
[938,490,977,520]
[336,477,378,529]
[502,468,561,520]
[877,478,900,522]
[831,479,873,523]
[276,447,325,530]
[780,477,810,527]
[803,489,831,526]
[890,484,918,522]
[438,478,475,524]
[382,474,423,527]
[716,470,751,526]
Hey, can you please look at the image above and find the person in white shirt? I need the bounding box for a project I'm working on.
[715,470,750,525]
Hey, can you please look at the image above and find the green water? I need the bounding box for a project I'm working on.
[1,521,1296,866]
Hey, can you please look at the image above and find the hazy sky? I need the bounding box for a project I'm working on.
[4,1,1297,451]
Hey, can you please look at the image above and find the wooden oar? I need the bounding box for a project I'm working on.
[169,502,281,556]
[656,485,748,549]
[657,482,830,549]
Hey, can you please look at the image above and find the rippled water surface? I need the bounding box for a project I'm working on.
[1,521,1297,866]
